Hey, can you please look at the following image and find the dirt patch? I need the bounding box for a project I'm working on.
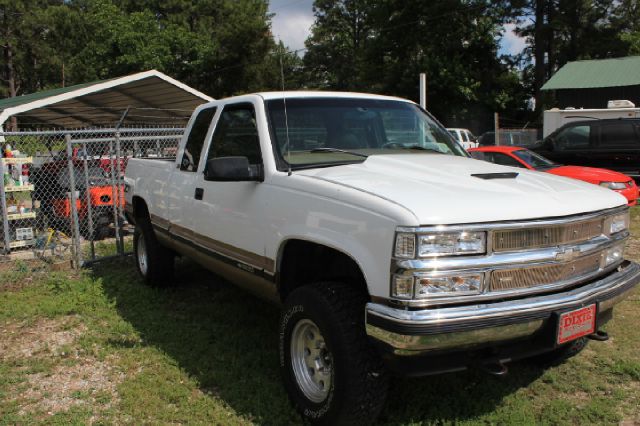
[2,316,126,419]
[0,316,87,360]
[15,357,124,418]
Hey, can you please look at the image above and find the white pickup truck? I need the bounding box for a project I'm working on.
[124,91,640,424]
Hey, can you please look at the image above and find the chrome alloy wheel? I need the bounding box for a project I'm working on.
[290,319,333,403]
[137,234,148,276]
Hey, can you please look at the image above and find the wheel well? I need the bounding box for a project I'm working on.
[277,239,369,301]
[132,196,150,223]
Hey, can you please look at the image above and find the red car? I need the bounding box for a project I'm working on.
[469,146,638,206]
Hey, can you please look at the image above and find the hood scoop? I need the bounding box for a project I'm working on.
[471,172,519,180]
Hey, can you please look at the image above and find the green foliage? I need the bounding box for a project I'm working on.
[1,0,293,105]
[304,0,529,131]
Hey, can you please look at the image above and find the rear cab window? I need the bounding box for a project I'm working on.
[180,106,217,171]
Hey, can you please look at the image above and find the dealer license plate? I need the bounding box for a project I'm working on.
[557,304,596,345]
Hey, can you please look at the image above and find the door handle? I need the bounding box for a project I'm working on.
[195,187,204,200]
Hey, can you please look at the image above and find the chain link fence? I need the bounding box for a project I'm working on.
[0,127,183,266]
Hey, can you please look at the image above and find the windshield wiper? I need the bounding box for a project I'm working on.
[309,148,369,158]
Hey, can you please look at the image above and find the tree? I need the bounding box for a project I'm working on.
[514,0,633,112]
[0,0,67,129]
[0,0,295,124]
[304,0,528,132]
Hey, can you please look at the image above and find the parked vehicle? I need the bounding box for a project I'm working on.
[32,146,125,240]
[532,118,640,184]
[477,130,538,147]
[447,127,477,149]
[124,91,640,425]
[469,146,638,206]
[543,100,640,137]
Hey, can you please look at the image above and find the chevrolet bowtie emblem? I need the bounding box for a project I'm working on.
[556,247,580,262]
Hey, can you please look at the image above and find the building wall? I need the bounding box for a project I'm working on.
[554,85,640,109]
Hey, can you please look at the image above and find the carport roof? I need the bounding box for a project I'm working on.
[542,56,640,91]
[0,70,214,129]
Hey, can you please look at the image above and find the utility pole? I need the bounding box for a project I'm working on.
[494,112,500,146]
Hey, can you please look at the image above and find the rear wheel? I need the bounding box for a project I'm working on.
[133,218,174,287]
[279,282,389,425]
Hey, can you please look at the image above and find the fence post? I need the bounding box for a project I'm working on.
[114,132,125,255]
[66,134,83,268]
[81,142,96,261]
[109,136,123,257]
[0,152,11,255]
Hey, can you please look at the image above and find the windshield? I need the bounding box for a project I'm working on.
[511,149,558,170]
[266,97,467,170]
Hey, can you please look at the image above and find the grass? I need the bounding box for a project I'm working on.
[0,209,639,424]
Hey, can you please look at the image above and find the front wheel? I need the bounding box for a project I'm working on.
[133,219,174,287]
[279,282,388,425]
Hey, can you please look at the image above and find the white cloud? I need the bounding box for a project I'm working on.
[269,0,315,53]
[271,11,314,52]
[500,23,527,56]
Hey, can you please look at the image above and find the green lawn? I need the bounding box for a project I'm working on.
[0,209,639,424]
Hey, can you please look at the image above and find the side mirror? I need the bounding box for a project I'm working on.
[204,157,263,182]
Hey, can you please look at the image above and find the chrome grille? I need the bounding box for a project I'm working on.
[490,252,602,291]
[492,218,604,252]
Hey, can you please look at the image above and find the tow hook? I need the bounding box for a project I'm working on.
[481,361,509,376]
[588,330,609,341]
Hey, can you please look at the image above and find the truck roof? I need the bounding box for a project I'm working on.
[255,91,412,103]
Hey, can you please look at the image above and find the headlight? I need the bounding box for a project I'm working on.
[603,244,624,267]
[414,273,483,298]
[608,211,630,235]
[600,181,627,190]
[417,231,486,257]
[394,231,486,258]
[391,272,484,299]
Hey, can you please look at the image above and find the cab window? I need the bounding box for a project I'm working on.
[555,125,591,150]
[180,106,217,171]
[207,104,262,165]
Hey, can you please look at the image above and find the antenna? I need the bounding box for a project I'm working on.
[280,54,292,176]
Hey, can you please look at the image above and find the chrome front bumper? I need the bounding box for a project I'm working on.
[366,260,640,356]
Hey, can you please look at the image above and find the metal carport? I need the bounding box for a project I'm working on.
[0,69,213,129]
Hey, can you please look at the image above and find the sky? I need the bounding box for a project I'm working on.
[267,0,527,56]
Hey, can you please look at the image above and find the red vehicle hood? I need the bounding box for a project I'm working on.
[547,165,632,184]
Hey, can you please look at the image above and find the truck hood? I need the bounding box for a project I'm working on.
[296,154,627,224]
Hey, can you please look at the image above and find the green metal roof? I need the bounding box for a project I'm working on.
[542,56,640,91]
[0,78,116,111]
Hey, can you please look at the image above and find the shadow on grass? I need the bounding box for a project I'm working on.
[93,258,546,424]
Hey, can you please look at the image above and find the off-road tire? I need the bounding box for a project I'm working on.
[279,282,389,425]
[133,218,174,287]
[531,337,588,367]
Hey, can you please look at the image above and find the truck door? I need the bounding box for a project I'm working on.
[189,102,270,273]
[167,106,218,231]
